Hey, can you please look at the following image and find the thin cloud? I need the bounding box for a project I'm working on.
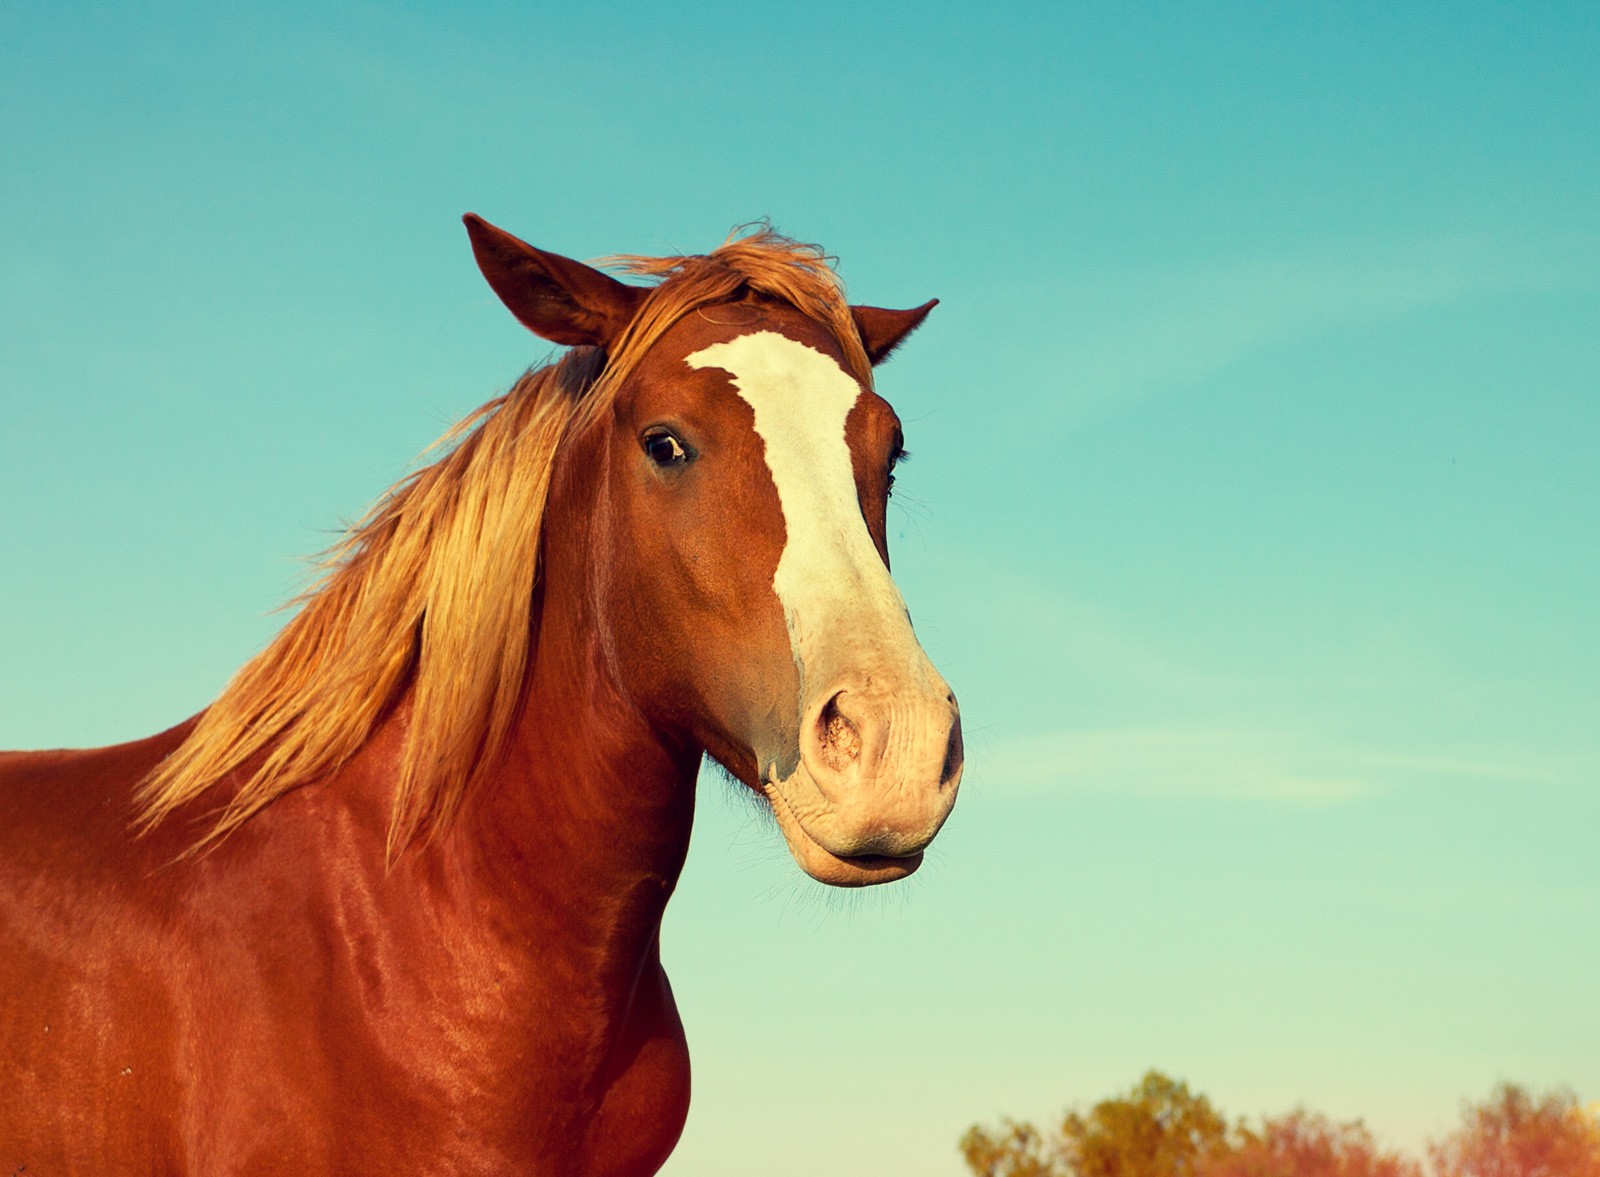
[977,576,1249,699]
[1052,230,1600,421]
[977,725,1584,805]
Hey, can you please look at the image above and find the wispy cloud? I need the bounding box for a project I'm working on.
[971,576,1248,699]
[1049,230,1600,420]
[977,724,1584,805]
[950,539,1599,808]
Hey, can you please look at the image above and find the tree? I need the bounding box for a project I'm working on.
[961,1071,1231,1177]
[960,1075,1598,1177]
[960,1118,1065,1177]
[1204,1109,1421,1177]
[1065,1071,1234,1177]
[1429,1083,1600,1177]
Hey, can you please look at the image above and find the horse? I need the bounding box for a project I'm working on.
[0,216,963,1175]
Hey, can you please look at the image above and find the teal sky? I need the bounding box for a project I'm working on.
[3,2,1597,1172]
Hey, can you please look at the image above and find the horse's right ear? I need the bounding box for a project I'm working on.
[464,214,647,350]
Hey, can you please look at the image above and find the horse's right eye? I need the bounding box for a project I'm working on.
[642,430,690,467]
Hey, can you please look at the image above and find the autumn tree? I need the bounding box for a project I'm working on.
[961,1071,1231,1177]
[1205,1109,1421,1177]
[960,1074,1597,1177]
[960,1118,1065,1177]
[1429,1084,1600,1177]
[1068,1071,1234,1177]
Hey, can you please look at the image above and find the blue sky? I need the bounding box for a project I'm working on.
[3,2,1597,1172]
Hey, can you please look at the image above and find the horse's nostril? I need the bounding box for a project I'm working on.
[939,717,964,787]
[817,693,862,773]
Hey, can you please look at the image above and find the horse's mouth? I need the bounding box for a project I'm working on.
[762,780,924,887]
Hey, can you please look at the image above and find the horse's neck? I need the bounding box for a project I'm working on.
[375,435,697,1009]
[427,582,699,987]
[456,434,699,944]
[272,602,698,1092]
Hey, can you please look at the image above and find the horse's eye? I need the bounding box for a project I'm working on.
[887,443,909,496]
[642,430,690,467]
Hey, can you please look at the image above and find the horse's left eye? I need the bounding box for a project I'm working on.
[887,443,909,496]
[642,430,690,467]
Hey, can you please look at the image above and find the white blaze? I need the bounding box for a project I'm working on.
[685,331,915,683]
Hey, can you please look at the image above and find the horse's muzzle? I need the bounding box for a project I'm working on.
[765,675,962,886]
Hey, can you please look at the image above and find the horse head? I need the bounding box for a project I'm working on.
[467,215,963,886]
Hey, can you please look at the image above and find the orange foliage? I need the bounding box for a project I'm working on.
[1206,1109,1420,1177]
[1429,1084,1600,1177]
[961,1076,1598,1177]
[960,1118,1064,1177]
[961,1071,1231,1177]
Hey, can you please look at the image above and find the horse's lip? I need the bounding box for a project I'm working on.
[761,778,924,887]
[836,850,923,867]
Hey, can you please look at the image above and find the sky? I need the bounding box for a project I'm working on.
[2,1,1597,1172]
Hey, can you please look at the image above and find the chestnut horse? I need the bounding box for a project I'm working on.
[0,217,962,1175]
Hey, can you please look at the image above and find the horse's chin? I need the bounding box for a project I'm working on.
[762,780,923,887]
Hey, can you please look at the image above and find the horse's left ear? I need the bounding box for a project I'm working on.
[852,299,939,366]
[464,213,647,350]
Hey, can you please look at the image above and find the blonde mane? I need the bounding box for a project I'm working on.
[136,226,872,858]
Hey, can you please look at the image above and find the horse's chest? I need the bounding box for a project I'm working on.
[339,961,690,1175]
[577,963,692,1177]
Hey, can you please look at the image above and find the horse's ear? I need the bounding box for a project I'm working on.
[464,214,647,350]
[852,299,939,366]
